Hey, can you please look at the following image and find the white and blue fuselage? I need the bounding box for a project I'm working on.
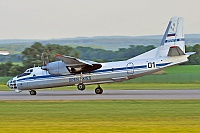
[7,55,188,92]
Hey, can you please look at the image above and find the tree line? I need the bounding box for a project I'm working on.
[0,42,200,76]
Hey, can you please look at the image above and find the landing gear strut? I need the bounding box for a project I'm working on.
[77,72,85,91]
[95,85,103,94]
[77,72,86,91]
[29,90,37,95]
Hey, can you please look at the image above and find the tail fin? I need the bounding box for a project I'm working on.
[128,17,187,61]
[156,17,185,57]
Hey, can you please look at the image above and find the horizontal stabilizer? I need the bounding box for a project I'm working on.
[185,52,196,57]
[168,46,185,56]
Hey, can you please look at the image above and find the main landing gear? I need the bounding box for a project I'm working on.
[29,90,37,95]
[77,72,86,91]
[95,85,103,94]
[77,83,85,91]
[77,83,103,94]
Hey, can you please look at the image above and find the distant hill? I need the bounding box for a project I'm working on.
[0,34,200,54]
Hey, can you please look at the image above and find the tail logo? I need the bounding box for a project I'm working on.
[170,23,176,31]
[167,22,176,37]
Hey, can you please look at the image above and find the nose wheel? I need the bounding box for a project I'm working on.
[95,85,103,94]
[30,90,37,95]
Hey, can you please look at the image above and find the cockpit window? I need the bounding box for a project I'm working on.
[17,73,31,78]
[17,69,33,78]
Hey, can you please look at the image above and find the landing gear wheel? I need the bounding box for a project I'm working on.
[95,87,103,94]
[77,83,85,91]
[30,90,37,95]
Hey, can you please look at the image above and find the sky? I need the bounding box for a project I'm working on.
[0,0,200,39]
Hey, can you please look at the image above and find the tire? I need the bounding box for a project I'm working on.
[95,87,103,94]
[30,90,37,95]
[77,83,85,91]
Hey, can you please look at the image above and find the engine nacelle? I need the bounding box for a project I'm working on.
[42,61,70,75]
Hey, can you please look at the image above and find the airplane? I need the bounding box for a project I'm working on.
[7,16,195,95]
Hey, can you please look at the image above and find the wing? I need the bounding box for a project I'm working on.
[55,54,93,67]
[55,54,102,73]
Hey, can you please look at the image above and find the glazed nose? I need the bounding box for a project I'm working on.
[7,80,12,88]
[7,80,17,89]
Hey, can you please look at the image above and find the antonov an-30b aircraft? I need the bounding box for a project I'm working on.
[7,17,195,95]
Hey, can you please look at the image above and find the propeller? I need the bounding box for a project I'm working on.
[41,53,49,70]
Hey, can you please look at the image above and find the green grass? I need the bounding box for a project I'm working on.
[165,65,200,74]
[125,74,200,83]
[126,65,200,83]
[0,77,12,85]
[0,62,23,65]
[0,100,200,133]
[12,62,23,66]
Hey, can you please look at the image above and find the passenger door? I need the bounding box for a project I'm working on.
[126,62,134,74]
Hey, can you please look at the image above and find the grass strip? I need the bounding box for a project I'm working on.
[0,100,200,133]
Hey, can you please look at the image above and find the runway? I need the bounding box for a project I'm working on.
[0,90,200,100]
